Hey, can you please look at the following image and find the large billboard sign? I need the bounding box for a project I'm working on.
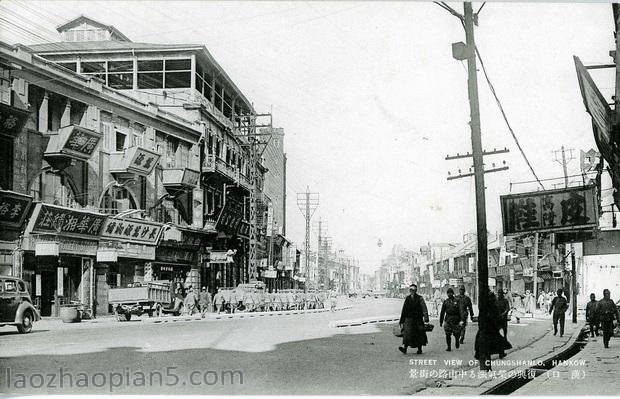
[501,185,598,235]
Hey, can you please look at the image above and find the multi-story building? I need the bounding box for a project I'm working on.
[0,15,289,316]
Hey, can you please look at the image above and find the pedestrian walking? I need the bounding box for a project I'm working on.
[474,291,512,367]
[508,291,524,323]
[549,288,569,337]
[398,284,429,355]
[524,290,535,314]
[439,287,465,352]
[214,289,225,314]
[183,286,198,315]
[496,290,510,338]
[537,291,546,312]
[596,289,620,349]
[172,282,185,314]
[586,293,600,338]
[330,291,337,312]
[199,287,212,318]
[456,285,475,344]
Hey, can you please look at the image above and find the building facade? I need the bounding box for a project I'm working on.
[0,15,292,316]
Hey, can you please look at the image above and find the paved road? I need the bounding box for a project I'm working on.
[0,298,552,395]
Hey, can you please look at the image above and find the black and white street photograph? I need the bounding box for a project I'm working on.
[0,1,620,396]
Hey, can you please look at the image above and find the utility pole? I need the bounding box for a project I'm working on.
[442,2,506,371]
[296,186,319,290]
[235,112,272,283]
[313,218,328,289]
[553,145,578,323]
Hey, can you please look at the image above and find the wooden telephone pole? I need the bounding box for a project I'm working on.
[442,2,509,371]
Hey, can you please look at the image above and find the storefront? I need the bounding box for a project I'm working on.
[22,203,107,317]
[154,226,214,291]
[95,216,163,314]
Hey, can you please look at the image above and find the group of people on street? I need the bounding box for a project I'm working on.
[585,289,620,349]
[170,282,337,316]
[398,284,512,361]
[398,284,477,355]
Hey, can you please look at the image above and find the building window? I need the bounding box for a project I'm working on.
[81,61,106,82]
[179,143,189,168]
[164,59,191,89]
[166,137,178,168]
[115,131,126,152]
[107,60,133,89]
[137,60,163,89]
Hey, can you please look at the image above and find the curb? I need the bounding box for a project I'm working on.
[146,305,354,324]
[425,322,587,395]
[329,314,400,328]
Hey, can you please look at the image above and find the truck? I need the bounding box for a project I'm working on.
[108,281,172,321]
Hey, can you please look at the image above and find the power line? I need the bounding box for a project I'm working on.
[475,45,545,190]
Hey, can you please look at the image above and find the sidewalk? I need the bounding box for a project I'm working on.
[419,320,586,395]
[33,298,354,331]
[514,335,620,396]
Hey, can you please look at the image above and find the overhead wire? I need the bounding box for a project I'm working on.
[475,45,546,190]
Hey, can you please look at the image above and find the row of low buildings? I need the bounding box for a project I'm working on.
[0,15,301,317]
[376,231,597,305]
[306,243,360,295]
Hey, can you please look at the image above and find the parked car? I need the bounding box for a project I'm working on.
[0,276,41,333]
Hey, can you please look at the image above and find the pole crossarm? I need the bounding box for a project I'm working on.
[447,165,509,180]
[445,147,509,160]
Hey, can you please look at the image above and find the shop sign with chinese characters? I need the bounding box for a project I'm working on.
[0,102,30,137]
[100,218,163,245]
[30,203,107,238]
[500,185,598,235]
[0,190,33,229]
[61,126,101,158]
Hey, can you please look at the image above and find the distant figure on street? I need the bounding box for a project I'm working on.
[398,283,429,355]
[440,287,465,352]
[549,288,569,337]
[199,287,212,317]
[474,291,512,368]
[508,291,524,323]
[537,291,546,312]
[586,293,600,338]
[596,289,620,349]
[172,282,185,314]
[456,285,475,344]
[183,286,198,315]
[496,290,510,338]
[214,289,225,314]
[524,290,535,314]
[330,292,337,312]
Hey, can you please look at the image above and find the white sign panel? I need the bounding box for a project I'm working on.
[57,267,64,296]
[35,274,41,296]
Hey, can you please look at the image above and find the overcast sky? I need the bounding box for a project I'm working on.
[0,1,613,275]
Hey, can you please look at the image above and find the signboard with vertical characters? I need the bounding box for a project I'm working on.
[500,185,598,236]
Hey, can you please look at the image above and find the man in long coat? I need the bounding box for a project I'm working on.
[474,291,513,369]
[456,285,475,344]
[398,283,429,355]
[440,287,466,351]
[586,293,599,338]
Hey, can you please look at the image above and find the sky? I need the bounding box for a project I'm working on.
[0,1,613,275]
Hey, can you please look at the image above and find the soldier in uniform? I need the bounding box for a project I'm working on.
[440,288,466,351]
[596,289,620,349]
[586,293,600,338]
[456,285,475,344]
[549,288,569,337]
